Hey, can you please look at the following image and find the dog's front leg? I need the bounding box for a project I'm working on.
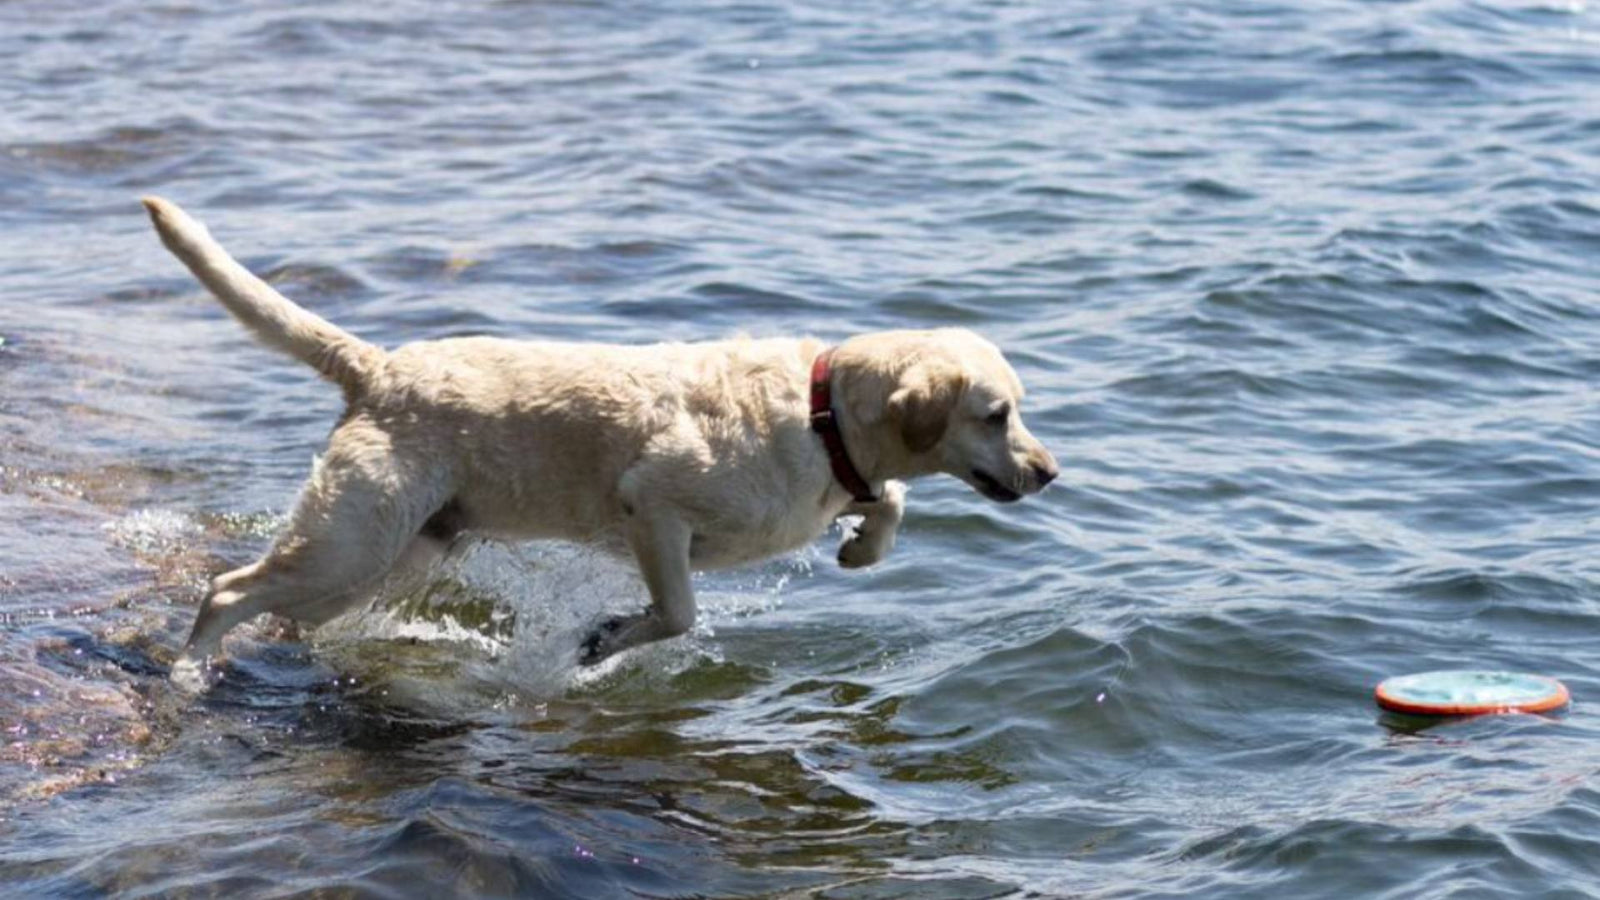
[838,480,906,569]
[579,508,696,666]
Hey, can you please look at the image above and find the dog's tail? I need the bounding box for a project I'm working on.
[140,196,385,396]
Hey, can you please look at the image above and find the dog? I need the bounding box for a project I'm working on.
[140,197,1058,684]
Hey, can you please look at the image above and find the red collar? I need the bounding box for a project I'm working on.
[810,348,878,503]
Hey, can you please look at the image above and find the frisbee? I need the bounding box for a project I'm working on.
[1375,670,1569,716]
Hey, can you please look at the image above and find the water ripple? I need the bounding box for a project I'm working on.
[3,0,1600,896]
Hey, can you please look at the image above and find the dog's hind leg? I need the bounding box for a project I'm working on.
[394,498,473,573]
[176,423,451,683]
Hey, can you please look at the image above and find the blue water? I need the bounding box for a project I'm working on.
[3,1,1599,896]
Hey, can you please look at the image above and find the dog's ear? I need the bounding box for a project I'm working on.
[888,364,966,453]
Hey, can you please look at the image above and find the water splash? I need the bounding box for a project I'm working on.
[311,540,689,702]
[102,509,201,556]
[307,536,813,708]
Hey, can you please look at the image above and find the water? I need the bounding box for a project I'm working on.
[3,0,1599,896]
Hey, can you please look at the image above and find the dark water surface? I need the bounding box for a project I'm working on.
[4,1,1600,896]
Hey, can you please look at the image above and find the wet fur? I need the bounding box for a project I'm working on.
[140,197,1058,682]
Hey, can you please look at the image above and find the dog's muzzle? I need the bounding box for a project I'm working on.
[972,469,1023,503]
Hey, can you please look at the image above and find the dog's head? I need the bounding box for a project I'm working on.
[836,329,1058,503]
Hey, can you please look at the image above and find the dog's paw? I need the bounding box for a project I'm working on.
[837,531,884,569]
[578,615,629,667]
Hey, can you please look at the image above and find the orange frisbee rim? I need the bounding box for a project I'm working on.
[1375,671,1570,716]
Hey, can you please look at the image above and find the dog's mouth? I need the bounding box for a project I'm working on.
[971,469,1023,503]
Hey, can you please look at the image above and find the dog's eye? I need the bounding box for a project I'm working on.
[985,405,1010,427]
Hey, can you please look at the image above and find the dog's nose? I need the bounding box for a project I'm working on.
[1032,461,1059,487]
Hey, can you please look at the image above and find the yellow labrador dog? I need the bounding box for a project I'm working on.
[141,197,1058,683]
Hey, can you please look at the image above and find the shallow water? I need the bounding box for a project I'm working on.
[3,0,1600,896]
